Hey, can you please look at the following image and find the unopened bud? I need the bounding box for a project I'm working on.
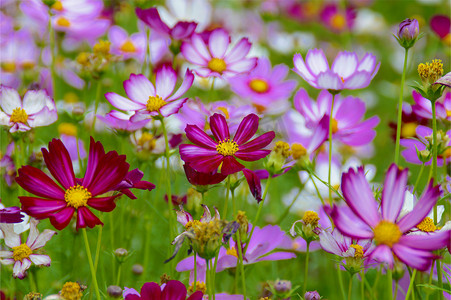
[396,18,419,49]
[304,291,321,300]
[132,264,144,275]
[106,286,122,298]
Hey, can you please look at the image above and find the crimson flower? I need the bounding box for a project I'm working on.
[124,280,203,300]
[179,113,275,176]
[16,138,155,230]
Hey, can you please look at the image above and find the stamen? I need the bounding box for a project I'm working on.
[331,14,346,30]
[291,143,307,159]
[349,244,364,258]
[416,217,437,232]
[216,139,239,156]
[10,107,28,123]
[373,220,402,247]
[208,58,227,74]
[12,243,32,261]
[120,40,136,53]
[65,185,91,209]
[146,95,167,112]
[226,247,238,258]
[56,17,71,27]
[185,220,201,230]
[249,79,269,93]
[302,211,320,226]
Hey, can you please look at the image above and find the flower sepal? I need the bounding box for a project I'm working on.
[411,82,445,103]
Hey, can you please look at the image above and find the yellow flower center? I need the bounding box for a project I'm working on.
[10,107,28,123]
[12,243,32,261]
[302,211,319,226]
[331,14,346,30]
[273,141,291,158]
[416,217,437,232]
[56,17,71,27]
[253,103,267,113]
[332,118,339,134]
[418,59,443,83]
[443,33,451,46]
[401,122,417,138]
[93,40,111,56]
[1,62,16,72]
[137,132,156,151]
[226,246,238,258]
[291,143,307,160]
[60,282,83,300]
[373,221,402,247]
[65,185,91,209]
[188,281,207,294]
[249,79,269,93]
[119,40,136,53]
[185,220,201,230]
[446,110,451,118]
[216,107,230,119]
[51,1,63,11]
[58,123,78,136]
[146,95,167,112]
[349,244,364,258]
[216,139,239,156]
[208,58,227,74]
[21,62,35,70]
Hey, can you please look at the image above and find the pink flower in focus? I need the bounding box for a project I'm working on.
[179,113,275,176]
[0,218,56,279]
[181,28,257,78]
[293,49,380,91]
[105,65,194,121]
[0,86,58,133]
[108,26,147,61]
[329,164,449,271]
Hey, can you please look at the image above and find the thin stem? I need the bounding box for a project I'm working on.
[116,263,122,286]
[28,268,37,292]
[412,163,425,194]
[394,281,399,300]
[328,94,336,206]
[244,176,271,255]
[160,118,175,238]
[236,231,246,300]
[76,136,84,173]
[193,253,197,292]
[224,176,231,218]
[431,101,438,223]
[405,269,417,300]
[206,259,212,300]
[276,187,303,224]
[212,251,219,300]
[426,260,435,300]
[436,260,443,300]
[82,228,101,300]
[360,270,365,300]
[303,242,310,294]
[347,275,353,300]
[91,80,102,132]
[394,48,409,164]
[337,264,346,300]
[94,219,103,273]
[387,269,393,300]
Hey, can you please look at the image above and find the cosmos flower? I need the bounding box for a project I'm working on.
[0,206,23,224]
[123,280,203,300]
[97,110,150,132]
[136,7,197,41]
[105,65,194,120]
[293,49,380,91]
[430,15,451,46]
[0,142,16,186]
[228,57,296,115]
[0,218,56,279]
[183,163,227,186]
[16,137,155,230]
[181,28,257,78]
[320,4,356,33]
[412,91,451,121]
[0,86,58,133]
[179,113,275,176]
[329,164,449,271]
[108,26,146,61]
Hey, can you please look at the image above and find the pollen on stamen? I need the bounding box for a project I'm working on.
[416,217,437,232]
[65,185,91,209]
[146,95,167,112]
[12,243,32,262]
[208,58,227,74]
[10,107,28,123]
[216,139,239,156]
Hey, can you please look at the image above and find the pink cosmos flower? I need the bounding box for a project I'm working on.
[320,4,356,33]
[430,15,451,45]
[123,280,203,300]
[229,58,296,115]
[16,138,155,230]
[0,218,56,279]
[97,110,150,132]
[293,49,380,91]
[181,28,257,78]
[319,228,374,260]
[108,26,146,62]
[136,7,197,41]
[179,113,275,176]
[105,65,194,121]
[0,142,16,186]
[400,126,450,166]
[329,164,449,271]
[0,86,58,133]
[412,91,451,121]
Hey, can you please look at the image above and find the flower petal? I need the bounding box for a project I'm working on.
[233,114,259,145]
[305,49,329,76]
[327,205,374,239]
[49,206,75,230]
[185,125,217,149]
[87,195,119,212]
[155,64,177,99]
[167,69,194,101]
[293,53,315,82]
[161,280,187,300]
[124,74,155,104]
[13,259,31,279]
[224,38,252,64]
[381,164,408,222]
[0,224,20,248]
[179,144,218,161]
[399,230,450,251]
[160,98,188,117]
[210,113,230,141]
[42,139,76,189]
[220,156,244,176]
[234,149,270,161]
[332,51,358,79]
[140,282,161,300]
[29,254,51,266]
[0,86,21,114]
[392,243,435,271]
[316,71,343,91]
[22,90,50,115]
[105,92,145,111]
[16,165,65,200]
[238,131,275,152]
[208,28,230,58]
[369,245,394,268]
[76,207,103,229]
[20,197,67,219]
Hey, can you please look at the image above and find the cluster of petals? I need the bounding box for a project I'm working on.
[136,7,197,41]
[293,49,380,91]
[328,164,449,271]
[181,28,257,78]
[105,65,194,121]
[97,110,150,132]
[179,113,275,176]
[319,226,374,259]
[0,86,57,133]
[411,91,451,121]
[16,138,155,230]
[108,26,147,62]
[0,218,56,279]
[176,204,220,228]
[124,280,202,300]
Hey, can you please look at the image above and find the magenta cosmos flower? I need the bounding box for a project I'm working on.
[0,86,57,133]
[124,280,203,300]
[329,164,449,271]
[108,26,146,62]
[293,49,380,91]
[16,138,155,230]
[181,28,257,78]
[412,91,451,122]
[179,113,275,176]
[105,65,194,120]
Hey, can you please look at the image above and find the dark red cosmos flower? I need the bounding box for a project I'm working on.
[183,163,227,185]
[0,206,23,223]
[179,113,275,176]
[16,138,155,230]
[125,280,203,300]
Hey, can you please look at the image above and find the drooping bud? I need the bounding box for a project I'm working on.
[396,18,420,49]
[191,220,223,260]
[290,211,321,243]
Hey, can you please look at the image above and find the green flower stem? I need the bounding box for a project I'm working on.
[328,94,336,206]
[360,270,365,300]
[276,187,303,224]
[431,101,438,223]
[28,268,38,292]
[116,263,122,286]
[337,264,346,300]
[387,269,393,300]
[193,253,197,292]
[425,260,435,300]
[48,16,57,100]
[93,219,103,273]
[76,136,84,173]
[347,274,353,300]
[243,175,271,255]
[223,176,231,218]
[160,118,175,238]
[91,80,102,133]
[212,250,220,300]
[405,269,417,300]
[436,261,443,300]
[303,242,310,294]
[206,259,212,300]
[236,231,247,300]
[394,48,409,165]
[82,228,101,300]
[412,163,425,194]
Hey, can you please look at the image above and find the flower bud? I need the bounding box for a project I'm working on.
[304,291,321,300]
[392,261,406,282]
[274,280,292,293]
[266,141,291,175]
[107,286,122,298]
[396,18,419,49]
[416,148,431,163]
[132,264,144,275]
[114,248,129,263]
[236,210,249,242]
[60,282,83,300]
[191,220,222,260]
[24,292,42,300]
